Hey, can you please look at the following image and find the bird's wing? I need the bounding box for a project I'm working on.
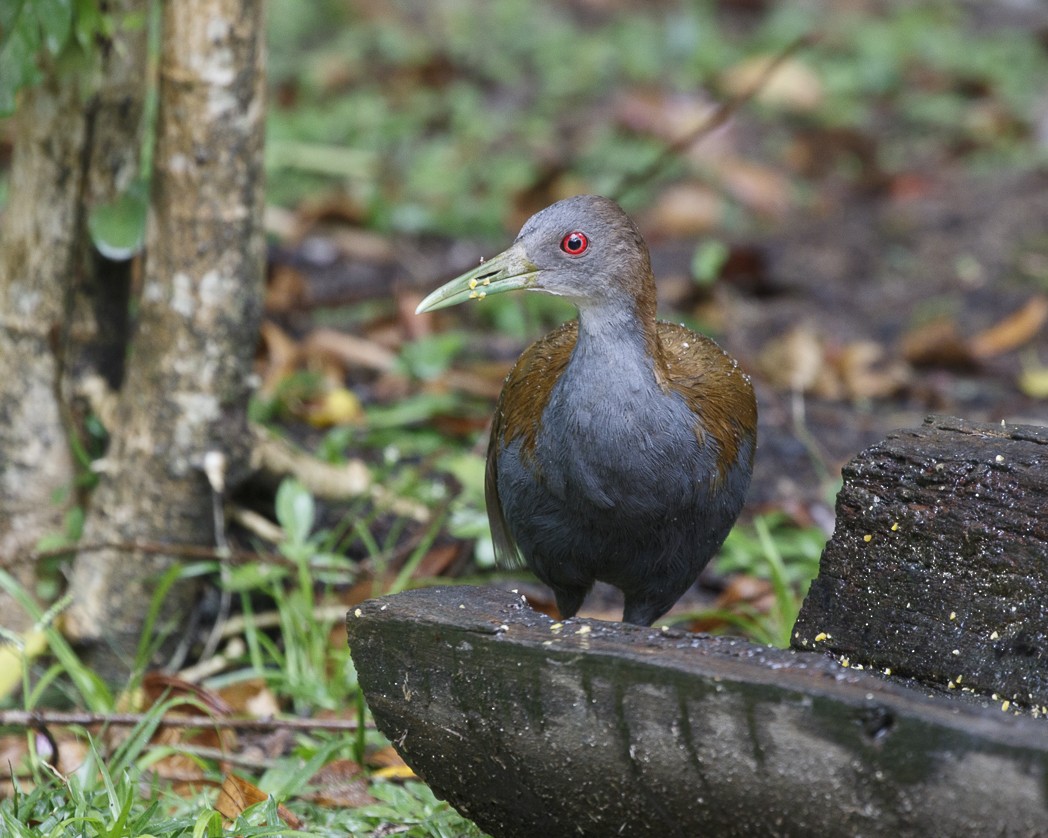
[484,421,522,567]
[657,322,757,480]
[485,321,579,568]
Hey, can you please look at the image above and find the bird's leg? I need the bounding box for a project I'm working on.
[621,597,669,628]
[552,586,589,621]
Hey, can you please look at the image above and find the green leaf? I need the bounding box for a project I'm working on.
[72,0,106,49]
[33,0,72,55]
[0,18,40,115]
[87,180,148,259]
[0,0,29,45]
[398,332,467,380]
[225,562,289,592]
[691,239,730,287]
[275,478,314,546]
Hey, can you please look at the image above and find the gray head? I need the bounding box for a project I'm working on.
[415,195,655,316]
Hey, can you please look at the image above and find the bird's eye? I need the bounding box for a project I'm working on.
[560,231,588,255]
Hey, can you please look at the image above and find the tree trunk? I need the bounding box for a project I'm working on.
[0,75,83,629]
[0,4,148,632]
[346,585,1048,838]
[64,1,149,396]
[792,414,1048,705]
[66,0,266,678]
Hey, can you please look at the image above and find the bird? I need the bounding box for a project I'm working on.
[416,195,756,626]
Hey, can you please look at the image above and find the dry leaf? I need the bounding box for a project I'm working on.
[1018,358,1048,398]
[305,386,365,427]
[258,320,302,394]
[969,295,1048,359]
[305,758,378,808]
[759,326,826,393]
[720,55,823,112]
[834,340,909,400]
[265,263,308,314]
[900,319,977,370]
[614,89,725,149]
[303,327,399,374]
[217,678,281,719]
[717,575,775,609]
[373,764,419,781]
[135,673,236,784]
[713,156,792,217]
[643,183,725,236]
[216,773,304,829]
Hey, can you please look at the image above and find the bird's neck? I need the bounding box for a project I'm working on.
[572,288,665,386]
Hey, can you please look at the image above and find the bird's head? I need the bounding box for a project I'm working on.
[416,195,654,316]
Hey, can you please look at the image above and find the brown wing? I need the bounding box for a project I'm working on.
[657,322,757,481]
[485,321,578,568]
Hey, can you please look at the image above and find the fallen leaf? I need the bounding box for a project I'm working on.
[719,55,823,112]
[304,758,377,808]
[712,156,792,217]
[372,764,418,781]
[643,183,725,236]
[900,319,978,370]
[305,386,365,427]
[0,627,47,699]
[265,263,308,314]
[614,88,726,149]
[1018,358,1048,398]
[216,773,304,829]
[758,326,826,393]
[217,678,281,719]
[969,295,1048,359]
[258,320,302,395]
[833,340,909,400]
[303,327,399,374]
[368,742,418,780]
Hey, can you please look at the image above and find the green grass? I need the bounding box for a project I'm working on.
[263,0,1048,237]
[0,475,489,837]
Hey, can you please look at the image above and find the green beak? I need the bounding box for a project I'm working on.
[415,241,540,314]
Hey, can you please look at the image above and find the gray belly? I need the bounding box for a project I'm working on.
[494,388,750,592]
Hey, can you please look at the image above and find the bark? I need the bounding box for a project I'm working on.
[0,4,148,631]
[0,75,87,629]
[66,0,266,677]
[346,585,1048,838]
[793,414,1048,705]
[64,3,149,394]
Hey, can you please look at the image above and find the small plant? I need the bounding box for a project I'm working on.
[698,515,825,647]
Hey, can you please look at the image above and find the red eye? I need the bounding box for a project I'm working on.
[560,231,588,255]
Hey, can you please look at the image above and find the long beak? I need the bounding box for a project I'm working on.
[415,241,540,314]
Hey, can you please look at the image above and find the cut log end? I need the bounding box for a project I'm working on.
[793,415,1048,707]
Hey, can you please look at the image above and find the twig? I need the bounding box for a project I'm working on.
[611,32,819,202]
[0,709,369,733]
[30,539,274,565]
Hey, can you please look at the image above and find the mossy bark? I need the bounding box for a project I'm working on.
[0,4,146,630]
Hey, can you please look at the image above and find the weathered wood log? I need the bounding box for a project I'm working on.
[347,585,1048,838]
[793,415,1048,707]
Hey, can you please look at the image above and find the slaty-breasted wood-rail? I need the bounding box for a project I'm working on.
[417,195,757,626]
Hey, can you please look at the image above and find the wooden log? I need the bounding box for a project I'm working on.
[793,415,1048,708]
[346,585,1048,838]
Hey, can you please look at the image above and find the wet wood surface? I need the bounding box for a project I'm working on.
[347,583,1048,838]
[793,415,1048,707]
